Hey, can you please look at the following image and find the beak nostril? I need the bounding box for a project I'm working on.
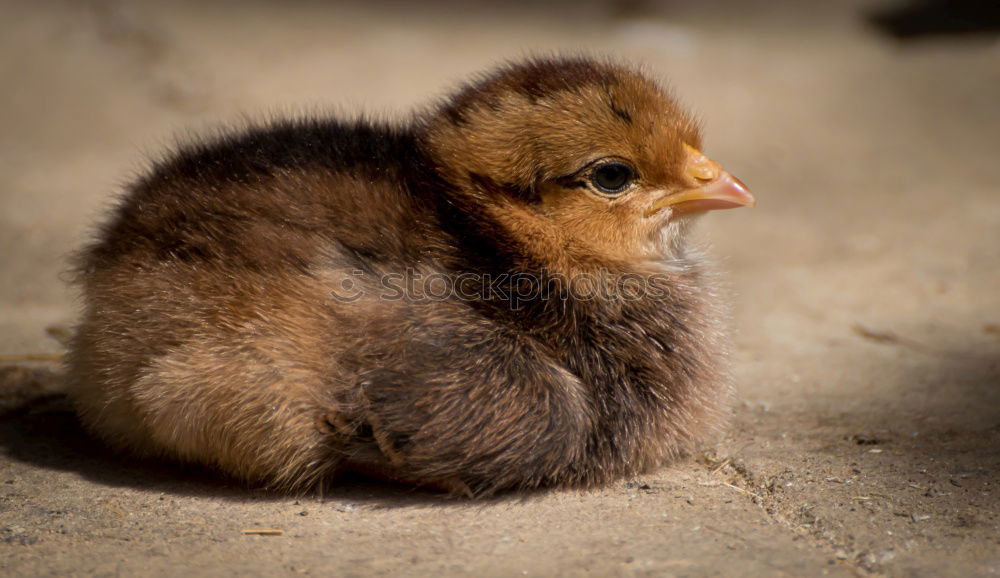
[690,164,718,183]
[683,145,722,183]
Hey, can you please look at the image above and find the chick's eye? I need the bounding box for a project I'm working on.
[590,162,634,195]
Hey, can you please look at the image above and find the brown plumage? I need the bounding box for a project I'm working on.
[66,56,754,496]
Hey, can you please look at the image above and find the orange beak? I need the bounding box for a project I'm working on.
[645,145,755,217]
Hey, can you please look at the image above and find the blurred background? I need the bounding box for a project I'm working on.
[1,0,998,575]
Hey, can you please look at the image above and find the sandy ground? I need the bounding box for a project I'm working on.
[1,0,998,576]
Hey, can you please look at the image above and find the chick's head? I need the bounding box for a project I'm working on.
[421,57,753,266]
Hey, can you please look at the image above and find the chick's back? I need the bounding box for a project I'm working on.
[67,118,440,489]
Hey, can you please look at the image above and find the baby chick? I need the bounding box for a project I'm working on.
[66,57,753,496]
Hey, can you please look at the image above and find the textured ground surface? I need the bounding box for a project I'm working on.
[1,1,998,576]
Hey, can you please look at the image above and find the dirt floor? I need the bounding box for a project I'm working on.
[1,0,998,576]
